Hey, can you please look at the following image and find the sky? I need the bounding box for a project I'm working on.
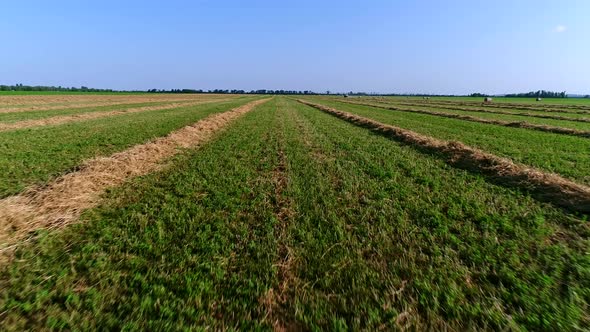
[1,0,589,95]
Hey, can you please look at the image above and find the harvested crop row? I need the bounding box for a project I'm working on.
[0,94,225,108]
[383,101,590,123]
[0,99,233,132]
[388,100,590,115]
[382,98,590,112]
[0,99,189,114]
[0,95,234,114]
[0,98,269,254]
[299,100,590,214]
[340,100,590,138]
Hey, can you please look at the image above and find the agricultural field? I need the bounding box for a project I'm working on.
[0,94,589,330]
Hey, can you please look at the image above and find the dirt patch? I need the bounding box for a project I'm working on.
[343,101,590,138]
[0,99,235,132]
[0,98,270,257]
[299,100,590,214]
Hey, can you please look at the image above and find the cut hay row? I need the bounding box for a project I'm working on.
[340,100,590,138]
[0,100,194,115]
[386,100,590,115]
[0,96,232,114]
[380,101,590,123]
[0,94,227,108]
[426,101,590,114]
[0,98,270,255]
[378,98,590,112]
[0,99,234,132]
[298,100,590,214]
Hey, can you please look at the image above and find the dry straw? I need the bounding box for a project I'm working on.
[0,98,270,255]
[299,100,590,214]
[0,98,235,131]
[343,101,590,138]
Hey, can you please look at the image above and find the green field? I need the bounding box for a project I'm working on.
[302,97,590,186]
[0,97,252,197]
[0,95,589,330]
[384,96,590,106]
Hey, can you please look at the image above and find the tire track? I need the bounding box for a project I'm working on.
[260,106,298,332]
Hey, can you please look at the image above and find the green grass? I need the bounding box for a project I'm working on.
[1,97,588,330]
[304,98,590,186]
[376,96,590,106]
[338,97,590,119]
[338,98,590,131]
[0,97,259,197]
[0,98,282,330]
[0,101,199,123]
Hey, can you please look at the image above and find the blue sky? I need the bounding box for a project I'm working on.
[1,0,589,94]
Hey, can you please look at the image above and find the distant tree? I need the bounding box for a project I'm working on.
[469,92,488,97]
[505,90,567,98]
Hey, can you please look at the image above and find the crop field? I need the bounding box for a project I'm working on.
[0,94,589,330]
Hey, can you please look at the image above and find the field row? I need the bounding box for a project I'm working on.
[307,97,590,187]
[0,97,257,197]
[343,97,590,121]
[336,99,590,138]
[1,97,588,330]
[373,96,590,109]
[0,93,231,109]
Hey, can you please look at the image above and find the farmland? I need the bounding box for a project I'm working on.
[0,94,589,330]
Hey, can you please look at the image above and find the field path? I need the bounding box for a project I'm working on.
[0,98,269,254]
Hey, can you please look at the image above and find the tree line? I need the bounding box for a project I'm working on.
[2,84,587,98]
[147,89,318,95]
[0,84,114,92]
[504,90,567,98]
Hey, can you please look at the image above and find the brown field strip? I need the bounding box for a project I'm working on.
[0,98,270,255]
[299,100,590,214]
[339,101,590,138]
[362,100,590,123]
[0,98,235,132]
